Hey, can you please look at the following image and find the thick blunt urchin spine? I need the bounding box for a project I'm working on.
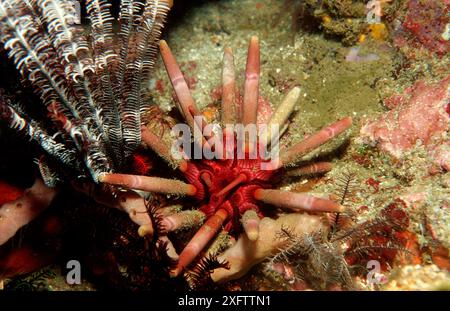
[0,0,172,184]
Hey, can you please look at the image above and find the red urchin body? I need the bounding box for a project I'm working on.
[183,138,279,233]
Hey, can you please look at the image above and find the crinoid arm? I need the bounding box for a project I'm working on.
[0,0,171,182]
[0,0,172,243]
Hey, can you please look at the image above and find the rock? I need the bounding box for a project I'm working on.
[211,213,326,283]
[360,75,450,171]
[383,264,450,290]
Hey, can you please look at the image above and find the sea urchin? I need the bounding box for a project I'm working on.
[99,36,353,277]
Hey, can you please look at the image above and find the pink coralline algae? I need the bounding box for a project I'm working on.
[360,75,450,171]
[402,0,450,56]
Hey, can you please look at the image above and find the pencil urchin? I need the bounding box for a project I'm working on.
[0,0,352,281]
[100,36,353,277]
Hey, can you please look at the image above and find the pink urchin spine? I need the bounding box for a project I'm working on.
[99,173,197,196]
[242,36,260,126]
[161,210,205,232]
[215,173,248,197]
[254,189,343,213]
[172,208,229,277]
[262,86,301,146]
[222,47,237,126]
[159,40,201,131]
[280,117,353,166]
[286,161,333,176]
[141,125,187,169]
